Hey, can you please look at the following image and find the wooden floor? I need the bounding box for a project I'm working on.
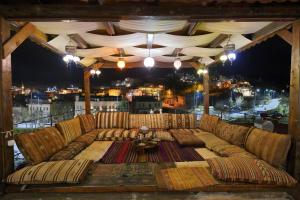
[0,192,296,200]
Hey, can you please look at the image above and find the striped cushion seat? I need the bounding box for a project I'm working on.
[78,114,96,133]
[167,114,196,129]
[199,114,219,133]
[74,130,99,146]
[96,112,129,129]
[129,114,168,129]
[212,144,256,158]
[156,131,174,141]
[245,128,291,168]
[97,129,127,141]
[192,130,230,151]
[56,118,82,145]
[15,127,65,165]
[214,120,251,147]
[74,141,113,162]
[169,129,205,147]
[207,157,297,186]
[6,160,92,185]
[49,142,86,161]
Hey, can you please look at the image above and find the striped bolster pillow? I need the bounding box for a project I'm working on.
[6,160,92,185]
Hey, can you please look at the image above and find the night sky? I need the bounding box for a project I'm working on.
[12,35,291,89]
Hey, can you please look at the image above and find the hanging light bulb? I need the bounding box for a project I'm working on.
[220,54,228,64]
[202,69,208,74]
[117,58,126,69]
[173,58,182,70]
[227,52,236,63]
[63,54,74,62]
[63,38,80,63]
[220,36,236,65]
[144,48,155,68]
[90,69,96,75]
[197,69,203,75]
[95,70,101,76]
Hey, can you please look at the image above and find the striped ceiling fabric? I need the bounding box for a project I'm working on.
[40,20,277,65]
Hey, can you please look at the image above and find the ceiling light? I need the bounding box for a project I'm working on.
[95,70,101,76]
[90,69,96,75]
[220,54,228,64]
[144,57,155,68]
[117,58,126,69]
[173,58,182,70]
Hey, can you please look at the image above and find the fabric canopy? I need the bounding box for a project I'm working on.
[115,20,188,33]
[220,34,252,49]
[155,56,193,63]
[197,22,271,34]
[181,47,223,57]
[77,47,118,58]
[102,56,144,63]
[32,22,105,34]
[124,46,174,57]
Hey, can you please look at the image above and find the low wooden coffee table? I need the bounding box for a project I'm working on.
[133,139,159,154]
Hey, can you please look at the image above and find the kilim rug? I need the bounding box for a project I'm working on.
[156,167,218,191]
[100,141,204,164]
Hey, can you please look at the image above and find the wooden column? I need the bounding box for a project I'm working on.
[203,70,210,115]
[0,18,14,188]
[288,21,300,180]
[83,69,91,115]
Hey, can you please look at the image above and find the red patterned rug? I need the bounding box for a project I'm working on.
[101,141,203,164]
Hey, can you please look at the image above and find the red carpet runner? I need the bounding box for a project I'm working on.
[101,141,203,164]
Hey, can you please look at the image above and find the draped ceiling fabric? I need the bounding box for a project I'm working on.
[39,20,274,66]
[115,20,188,33]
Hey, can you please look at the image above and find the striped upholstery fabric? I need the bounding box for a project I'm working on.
[207,157,297,186]
[6,160,92,185]
[56,118,82,145]
[96,129,133,141]
[167,114,196,129]
[129,114,168,129]
[199,114,219,133]
[245,128,291,168]
[192,130,230,151]
[15,127,65,165]
[78,114,96,133]
[96,112,129,129]
[74,130,99,146]
[212,144,256,158]
[49,141,86,161]
[169,129,205,147]
[74,141,113,162]
[214,120,251,147]
[156,130,174,141]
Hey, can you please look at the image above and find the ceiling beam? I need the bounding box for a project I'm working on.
[147,33,154,49]
[117,48,125,57]
[1,4,300,21]
[277,29,292,45]
[172,48,182,57]
[68,34,89,49]
[103,22,115,35]
[187,22,199,36]
[208,34,228,48]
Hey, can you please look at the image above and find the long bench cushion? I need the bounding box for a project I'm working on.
[169,129,205,147]
[212,144,256,158]
[6,160,92,185]
[207,157,297,187]
[74,141,113,162]
[245,128,291,168]
[96,112,129,129]
[192,129,230,151]
[129,114,168,129]
[74,130,99,146]
[49,142,86,161]
[214,120,251,147]
[78,114,96,133]
[15,127,65,165]
[97,129,127,141]
[56,118,82,145]
[156,130,174,141]
[199,114,219,133]
[167,114,196,129]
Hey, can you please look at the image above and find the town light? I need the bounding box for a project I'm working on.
[173,58,182,70]
[117,58,126,69]
[144,56,155,68]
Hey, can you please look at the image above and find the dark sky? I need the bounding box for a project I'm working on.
[12,35,291,89]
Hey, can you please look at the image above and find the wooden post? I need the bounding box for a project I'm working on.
[203,70,210,115]
[83,69,91,115]
[288,21,300,180]
[0,17,14,190]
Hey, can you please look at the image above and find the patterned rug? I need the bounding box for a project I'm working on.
[100,141,204,164]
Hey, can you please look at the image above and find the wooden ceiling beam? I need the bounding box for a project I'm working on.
[172,48,182,57]
[208,34,228,48]
[1,4,300,21]
[68,34,89,49]
[3,22,47,58]
[187,22,199,36]
[277,29,292,45]
[117,48,126,57]
[103,22,115,35]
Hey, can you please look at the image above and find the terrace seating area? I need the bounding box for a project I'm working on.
[5,113,297,192]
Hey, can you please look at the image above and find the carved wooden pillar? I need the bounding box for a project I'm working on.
[203,70,210,115]
[288,21,300,180]
[83,69,91,115]
[0,17,14,187]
